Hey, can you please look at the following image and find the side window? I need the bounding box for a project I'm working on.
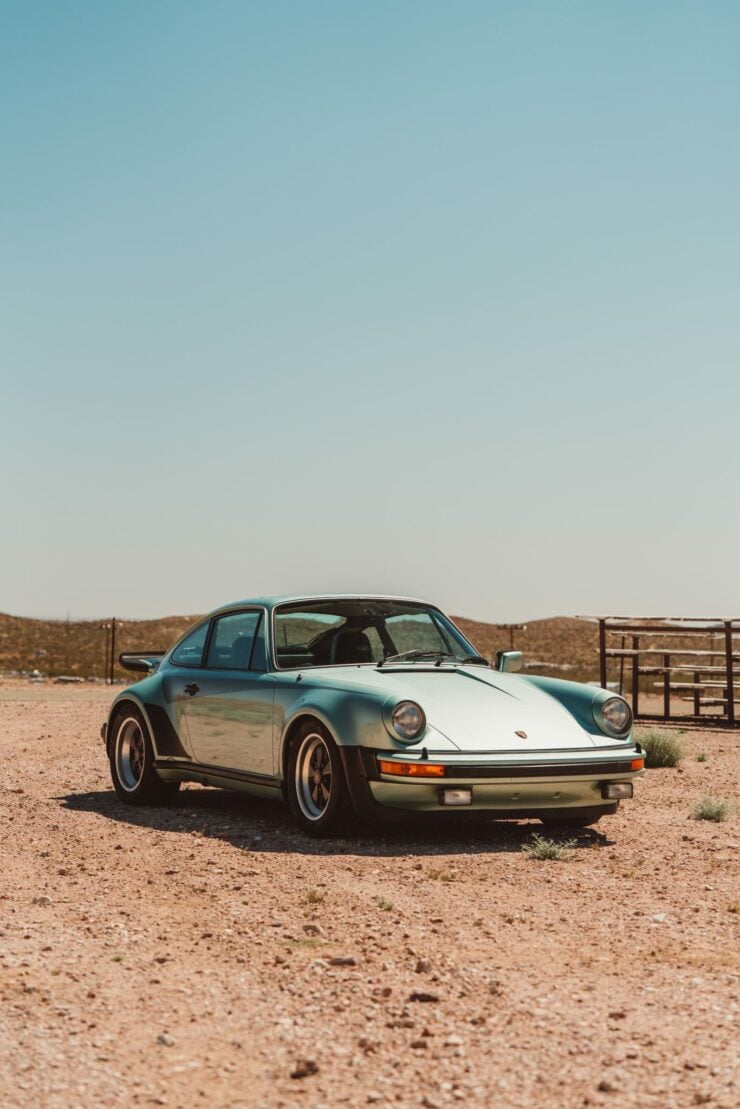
[205,611,261,671]
[170,622,209,668]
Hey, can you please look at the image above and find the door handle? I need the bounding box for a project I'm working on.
[184,683,200,696]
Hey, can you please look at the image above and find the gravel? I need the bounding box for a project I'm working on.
[0,682,737,1108]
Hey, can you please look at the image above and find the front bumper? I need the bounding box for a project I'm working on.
[338,745,644,822]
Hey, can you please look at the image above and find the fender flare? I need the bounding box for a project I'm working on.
[105,695,157,758]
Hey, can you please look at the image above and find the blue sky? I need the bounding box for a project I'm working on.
[2,2,739,622]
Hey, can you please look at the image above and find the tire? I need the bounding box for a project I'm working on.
[286,720,354,838]
[539,805,613,830]
[109,705,180,806]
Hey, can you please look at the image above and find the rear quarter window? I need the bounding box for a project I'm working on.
[170,622,209,668]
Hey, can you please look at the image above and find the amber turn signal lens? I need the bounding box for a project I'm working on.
[630,758,644,771]
[377,759,445,778]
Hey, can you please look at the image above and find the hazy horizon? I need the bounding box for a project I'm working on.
[3,3,739,623]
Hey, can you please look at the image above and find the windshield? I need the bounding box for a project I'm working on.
[272,599,484,669]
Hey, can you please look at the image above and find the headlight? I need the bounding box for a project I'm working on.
[391,701,426,741]
[598,696,633,736]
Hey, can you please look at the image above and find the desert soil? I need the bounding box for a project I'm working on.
[0,683,737,1109]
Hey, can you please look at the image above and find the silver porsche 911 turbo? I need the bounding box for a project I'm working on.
[102,595,643,837]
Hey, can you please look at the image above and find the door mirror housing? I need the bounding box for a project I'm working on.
[495,650,523,673]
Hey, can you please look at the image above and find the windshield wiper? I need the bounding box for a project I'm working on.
[378,650,490,668]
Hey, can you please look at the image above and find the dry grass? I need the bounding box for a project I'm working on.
[640,731,684,768]
[522,833,576,861]
[691,797,730,823]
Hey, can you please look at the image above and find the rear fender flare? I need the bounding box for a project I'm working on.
[106,695,157,758]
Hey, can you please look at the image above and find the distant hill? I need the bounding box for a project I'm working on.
[0,613,196,681]
[0,610,599,683]
[454,615,598,682]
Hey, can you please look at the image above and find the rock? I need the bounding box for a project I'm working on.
[597,1079,616,1092]
[157,1033,175,1047]
[410,1039,429,1049]
[409,990,439,1003]
[650,913,667,923]
[291,1058,319,1079]
[328,956,357,966]
[32,895,51,906]
[303,924,324,937]
[415,959,432,974]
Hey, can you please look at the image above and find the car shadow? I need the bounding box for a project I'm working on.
[58,784,615,858]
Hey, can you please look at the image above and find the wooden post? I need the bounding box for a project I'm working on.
[109,617,116,686]
[599,620,607,689]
[631,635,640,719]
[101,624,111,684]
[725,621,735,727]
[663,653,670,719]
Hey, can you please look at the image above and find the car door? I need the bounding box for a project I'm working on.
[179,609,277,776]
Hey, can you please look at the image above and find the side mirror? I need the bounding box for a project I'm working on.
[495,650,523,673]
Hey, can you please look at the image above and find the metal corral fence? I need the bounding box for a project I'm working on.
[597,617,739,727]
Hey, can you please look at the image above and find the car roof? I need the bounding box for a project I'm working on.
[211,593,434,615]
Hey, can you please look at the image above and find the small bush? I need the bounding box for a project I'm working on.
[523,833,576,861]
[640,731,683,768]
[426,867,455,882]
[696,753,707,763]
[305,888,325,905]
[691,797,730,823]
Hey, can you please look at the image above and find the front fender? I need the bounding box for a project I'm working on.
[275,685,457,777]
[521,675,633,742]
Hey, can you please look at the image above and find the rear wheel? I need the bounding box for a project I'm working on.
[539,805,613,829]
[286,721,353,837]
[109,705,180,806]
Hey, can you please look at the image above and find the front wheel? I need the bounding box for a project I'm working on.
[286,721,354,837]
[109,706,180,806]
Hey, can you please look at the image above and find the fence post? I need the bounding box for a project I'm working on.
[725,621,735,727]
[599,619,607,689]
[631,635,640,719]
[109,617,117,686]
[663,653,670,719]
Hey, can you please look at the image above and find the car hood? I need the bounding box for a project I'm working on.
[300,665,597,751]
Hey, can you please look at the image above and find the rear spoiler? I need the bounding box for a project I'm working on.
[119,652,165,674]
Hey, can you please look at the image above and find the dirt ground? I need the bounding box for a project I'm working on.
[0,683,737,1109]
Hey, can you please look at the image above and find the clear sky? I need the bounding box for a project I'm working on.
[2,1,739,623]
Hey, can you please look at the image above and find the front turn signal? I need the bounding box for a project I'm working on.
[631,758,644,771]
[378,759,445,778]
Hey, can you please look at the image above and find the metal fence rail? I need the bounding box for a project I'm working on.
[596,617,740,727]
